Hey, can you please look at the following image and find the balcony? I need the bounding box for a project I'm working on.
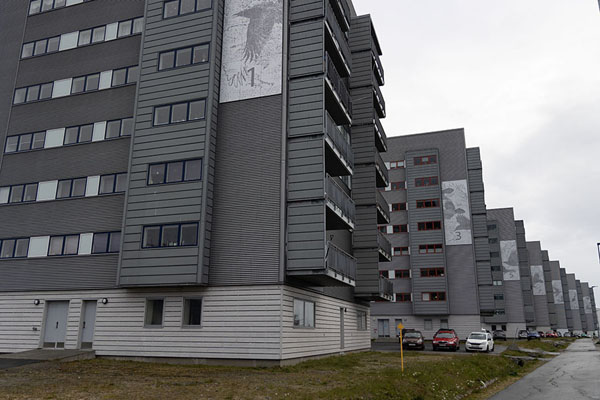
[373,114,387,152]
[373,79,385,118]
[377,231,392,262]
[325,0,351,75]
[326,242,356,283]
[325,175,355,230]
[376,190,390,224]
[372,51,384,86]
[324,112,353,176]
[287,241,356,287]
[375,151,389,188]
[325,53,352,124]
[379,276,394,301]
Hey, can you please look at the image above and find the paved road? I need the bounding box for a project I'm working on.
[372,340,507,355]
[489,339,600,400]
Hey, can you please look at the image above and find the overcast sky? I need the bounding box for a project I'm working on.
[352,0,600,300]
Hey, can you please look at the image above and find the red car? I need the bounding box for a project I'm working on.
[433,329,459,351]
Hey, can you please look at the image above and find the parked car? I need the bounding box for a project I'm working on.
[432,329,459,351]
[402,330,425,350]
[527,330,541,340]
[537,331,546,338]
[492,330,507,341]
[518,330,528,339]
[545,331,558,338]
[465,331,494,352]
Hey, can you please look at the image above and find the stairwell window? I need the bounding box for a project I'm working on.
[153,99,206,126]
[422,292,446,302]
[415,176,439,187]
[416,199,440,208]
[293,298,315,328]
[163,0,212,19]
[417,221,441,231]
[391,203,406,212]
[418,244,443,254]
[393,246,409,256]
[395,293,411,302]
[414,155,437,165]
[142,223,199,248]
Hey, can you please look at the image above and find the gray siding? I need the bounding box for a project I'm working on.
[527,241,550,328]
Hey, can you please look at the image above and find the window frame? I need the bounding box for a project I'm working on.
[152,99,207,126]
[395,269,410,279]
[162,0,213,20]
[0,237,30,259]
[182,297,203,328]
[147,158,203,186]
[416,198,440,209]
[141,223,199,249]
[418,244,444,254]
[395,293,411,302]
[421,292,446,302]
[392,246,409,256]
[356,310,368,331]
[91,231,121,254]
[158,43,210,71]
[144,298,165,328]
[388,160,404,169]
[414,155,438,166]
[390,181,405,191]
[293,298,316,329]
[420,267,445,278]
[415,176,439,187]
[417,221,442,231]
[391,202,407,212]
[392,224,408,234]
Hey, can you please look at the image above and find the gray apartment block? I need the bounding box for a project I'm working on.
[515,221,535,328]
[541,250,558,330]
[561,268,574,332]
[576,280,588,332]
[0,0,389,363]
[566,274,583,333]
[527,242,550,330]
[549,261,569,333]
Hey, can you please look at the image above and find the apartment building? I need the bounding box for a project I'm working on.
[0,0,392,364]
[527,242,551,332]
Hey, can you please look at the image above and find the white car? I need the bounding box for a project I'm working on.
[465,331,494,352]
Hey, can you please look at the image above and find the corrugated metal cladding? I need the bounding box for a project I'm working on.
[527,241,550,327]
[119,0,223,287]
[566,274,582,331]
[515,221,535,325]
[550,260,568,329]
[487,208,516,240]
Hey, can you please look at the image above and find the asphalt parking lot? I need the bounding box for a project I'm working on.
[372,340,508,355]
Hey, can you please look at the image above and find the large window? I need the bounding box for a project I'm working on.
[414,155,437,165]
[395,293,411,302]
[0,238,30,259]
[416,199,440,209]
[142,223,199,248]
[395,270,410,279]
[390,181,405,191]
[183,298,202,326]
[391,203,407,212]
[392,224,408,234]
[417,221,441,231]
[111,66,139,87]
[418,244,443,254]
[494,294,504,300]
[99,173,128,195]
[293,298,315,328]
[388,160,404,169]
[145,299,164,327]
[493,280,503,286]
[105,118,134,139]
[420,267,445,277]
[14,83,53,104]
[28,0,94,15]
[148,159,202,185]
[393,246,409,256]
[48,235,80,256]
[56,178,87,199]
[415,176,439,187]
[1,183,38,204]
[153,99,206,126]
[422,292,446,302]
[159,44,210,70]
[92,232,121,254]
[4,132,45,153]
[163,0,212,19]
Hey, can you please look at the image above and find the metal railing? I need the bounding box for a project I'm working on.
[373,114,388,152]
[377,232,392,259]
[325,54,352,114]
[373,79,386,117]
[372,51,384,85]
[375,151,390,186]
[325,175,356,223]
[379,276,394,299]
[325,112,353,169]
[326,241,357,281]
[325,0,352,68]
[376,189,390,223]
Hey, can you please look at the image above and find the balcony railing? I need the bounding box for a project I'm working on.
[375,151,389,187]
[326,241,357,281]
[373,79,386,118]
[325,112,353,171]
[377,231,392,260]
[325,0,351,70]
[372,51,384,86]
[373,114,387,152]
[325,175,355,226]
[325,54,352,115]
[376,189,390,224]
[379,276,394,300]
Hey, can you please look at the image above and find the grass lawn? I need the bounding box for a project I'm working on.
[0,351,542,400]
[513,337,575,352]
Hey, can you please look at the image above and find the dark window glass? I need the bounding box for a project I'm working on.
[143,226,161,248]
[175,47,192,67]
[163,0,179,18]
[184,159,202,181]
[161,225,179,247]
[5,136,19,153]
[106,120,121,139]
[78,29,92,46]
[14,88,27,104]
[148,164,166,185]
[71,77,86,94]
[193,45,209,63]
[180,223,198,246]
[64,127,79,145]
[29,0,42,15]
[92,26,106,43]
[166,161,184,183]
[188,100,205,120]
[64,235,80,255]
[23,184,38,202]
[32,132,46,149]
[47,36,60,53]
[180,0,195,13]
[56,180,72,198]
[14,239,29,258]
[126,66,139,84]
[41,0,53,11]
[79,125,93,142]
[154,106,170,125]
[146,299,164,326]
[39,83,53,100]
[197,0,211,10]
[108,232,121,253]
[92,233,109,254]
[22,43,35,58]
[0,240,15,258]
[170,103,188,123]
[115,173,127,193]
[34,39,47,56]
[85,74,100,91]
[18,134,32,151]
[121,118,134,136]
[26,85,40,102]
[159,51,175,70]
[112,69,127,86]
[49,236,65,256]
[133,17,144,34]
[184,298,202,325]
[118,20,133,37]
[99,175,115,194]
[72,178,87,197]
[9,186,24,203]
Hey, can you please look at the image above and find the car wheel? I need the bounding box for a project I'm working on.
[486,345,489,353]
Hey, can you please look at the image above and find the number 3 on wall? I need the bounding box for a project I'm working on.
[455,232,462,240]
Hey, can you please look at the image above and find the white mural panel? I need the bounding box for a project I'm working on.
[584,296,593,313]
[219,0,283,103]
[569,290,579,310]
[552,280,564,304]
[500,240,519,281]
[441,180,472,246]
[530,265,545,296]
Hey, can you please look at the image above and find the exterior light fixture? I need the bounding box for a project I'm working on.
[33,299,40,306]
[101,298,109,304]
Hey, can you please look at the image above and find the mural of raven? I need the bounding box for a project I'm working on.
[235,1,281,63]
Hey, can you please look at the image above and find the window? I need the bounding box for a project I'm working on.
[147,159,202,185]
[21,36,60,59]
[357,311,367,331]
[395,293,411,302]
[417,221,441,231]
[415,176,439,187]
[491,265,502,272]
[142,223,198,248]
[91,232,121,254]
[183,298,202,326]
[424,319,433,330]
[378,226,386,234]
[440,319,449,329]
[489,238,498,244]
[158,44,210,71]
[487,224,497,231]
[393,246,409,256]
[379,270,390,279]
[418,244,443,254]
[99,173,127,194]
[388,160,404,169]
[111,66,139,87]
[416,199,440,208]
[153,99,206,126]
[0,184,38,204]
[56,178,86,199]
[422,292,446,302]
[13,83,53,105]
[392,225,407,234]
[28,0,93,15]
[493,280,503,286]
[106,118,134,139]
[493,309,506,316]
[395,269,410,279]
[163,0,212,19]
[0,238,30,259]
[145,299,164,327]
[420,267,445,277]
[414,155,437,165]
[390,181,405,190]
[490,251,500,258]
[391,203,406,212]
[293,298,315,328]
[48,235,79,256]
[494,294,504,300]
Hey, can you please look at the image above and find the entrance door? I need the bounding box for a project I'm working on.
[80,301,97,349]
[43,301,69,348]
[340,308,345,349]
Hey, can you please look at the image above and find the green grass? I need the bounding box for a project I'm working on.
[514,337,574,352]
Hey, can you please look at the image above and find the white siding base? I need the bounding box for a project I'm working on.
[0,285,370,363]
[370,314,482,340]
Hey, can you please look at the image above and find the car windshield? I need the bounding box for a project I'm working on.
[436,333,454,338]
[469,333,486,340]
[405,333,421,338]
